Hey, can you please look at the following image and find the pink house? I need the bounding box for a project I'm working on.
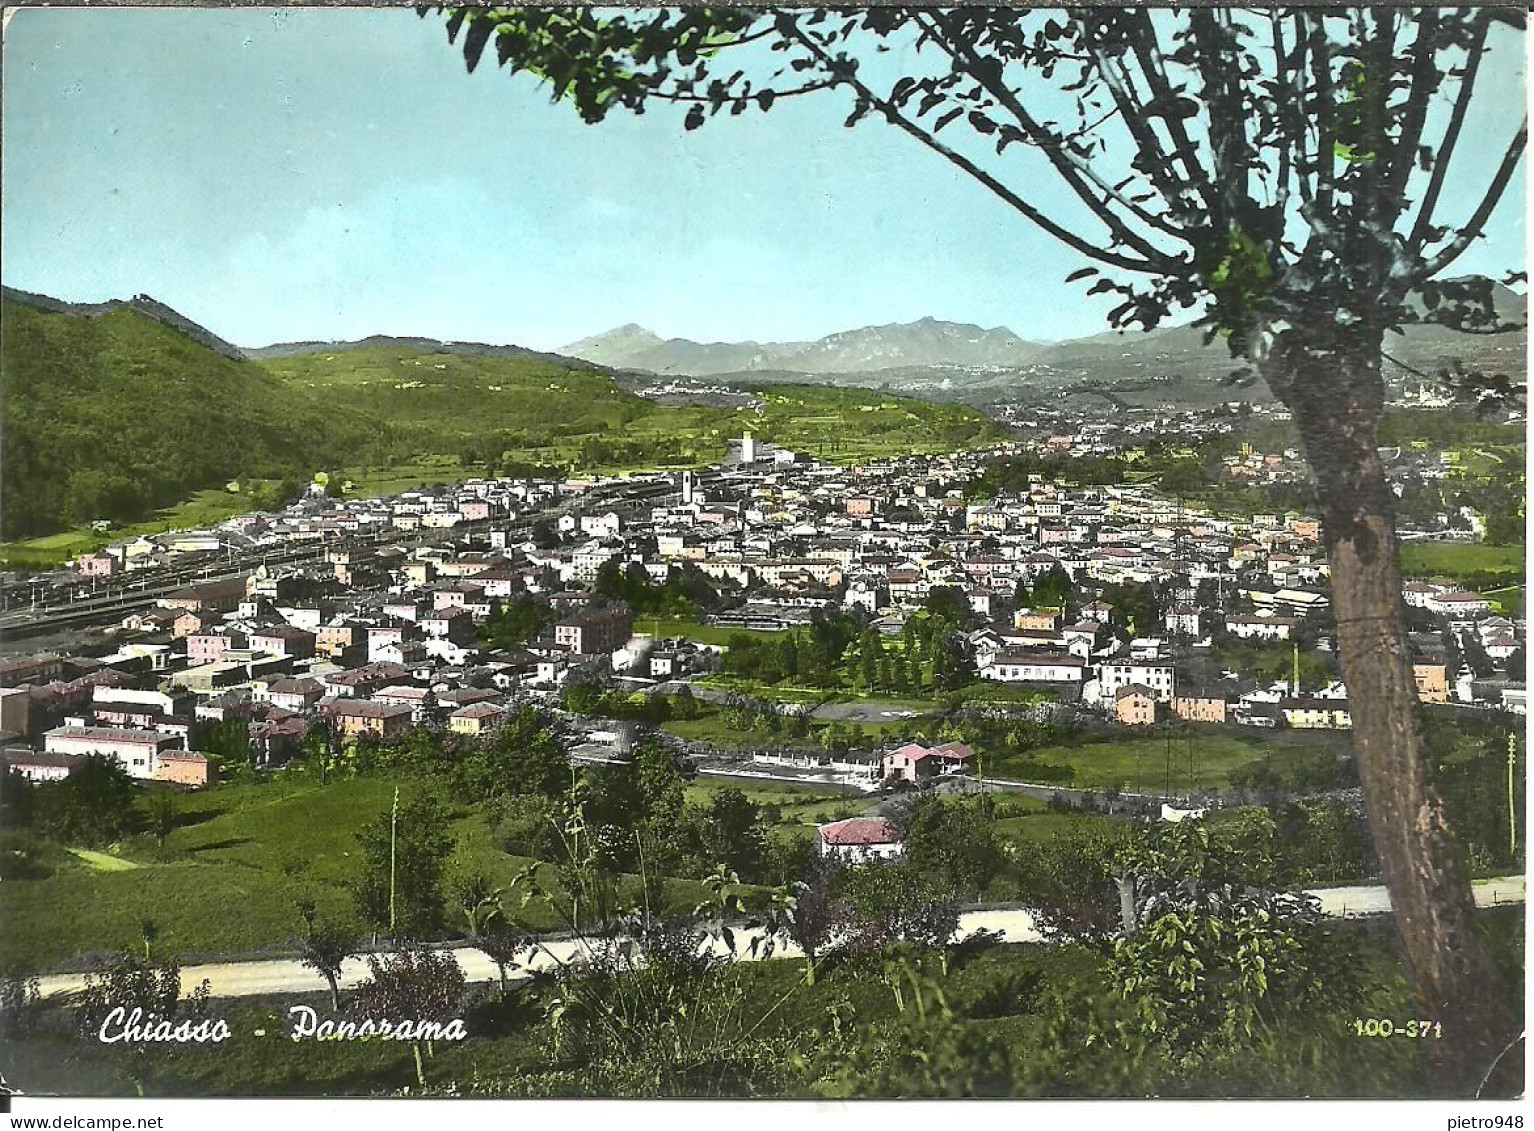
[153,751,216,788]
[78,554,120,579]
[188,630,247,667]
[882,741,975,785]
[459,501,492,522]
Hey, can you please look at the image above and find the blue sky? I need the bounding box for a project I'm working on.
[2,7,1526,352]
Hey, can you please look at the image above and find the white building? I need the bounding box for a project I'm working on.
[43,726,181,780]
[1225,615,1300,641]
[1098,660,1176,701]
[981,651,1086,683]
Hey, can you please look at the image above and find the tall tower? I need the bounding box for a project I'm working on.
[681,470,694,505]
[741,430,756,464]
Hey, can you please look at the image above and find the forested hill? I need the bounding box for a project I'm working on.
[1,295,1004,544]
[0,298,376,540]
[246,333,606,371]
[1,285,248,362]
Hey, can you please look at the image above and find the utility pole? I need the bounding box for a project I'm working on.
[388,785,400,936]
[1509,733,1518,862]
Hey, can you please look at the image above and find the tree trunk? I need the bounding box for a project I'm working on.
[327,974,341,1014]
[1282,342,1513,1096]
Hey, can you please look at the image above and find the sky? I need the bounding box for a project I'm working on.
[2,7,1527,352]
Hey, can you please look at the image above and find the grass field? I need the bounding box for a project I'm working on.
[262,347,1004,477]
[635,617,792,646]
[684,777,867,843]
[693,676,836,704]
[993,810,1127,850]
[0,768,764,975]
[1483,585,1525,617]
[67,848,141,872]
[2,774,393,972]
[661,714,786,746]
[340,456,472,498]
[0,489,264,569]
[1399,542,1525,580]
[986,733,1339,793]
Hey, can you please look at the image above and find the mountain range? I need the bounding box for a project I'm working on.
[565,287,1528,405]
[9,277,1519,411]
[563,316,1045,375]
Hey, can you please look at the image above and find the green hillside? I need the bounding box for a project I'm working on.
[0,298,1004,555]
[262,345,1004,470]
[0,299,378,542]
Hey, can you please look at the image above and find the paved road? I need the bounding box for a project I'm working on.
[1310,874,1525,918]
[35,910,1042,1002]
[36,877,1524,1002]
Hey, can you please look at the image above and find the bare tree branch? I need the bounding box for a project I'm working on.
[1384,8,1441,211]
[917,10,1190,261]
[1087,38,1201,232]
[1308,13,1337,226]
[1407,12,1493,253]
[770,10,1166,275]
[1123,9,1221,220]
[1416,122,1528,281]
[1188,9,1250,230]
[1291,13,1346,257]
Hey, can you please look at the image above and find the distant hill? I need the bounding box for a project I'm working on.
[1,285,248,362]
[564,316,1044,375]
[574,285,1526,406]
[247,333,607,372]
[1014,284,1527,405]
[258,345,1003,475]
[562,323,670,369]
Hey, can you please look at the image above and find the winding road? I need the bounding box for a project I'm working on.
[33,876,1524,1002]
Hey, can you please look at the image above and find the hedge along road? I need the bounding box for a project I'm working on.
[32,877,1524,1002]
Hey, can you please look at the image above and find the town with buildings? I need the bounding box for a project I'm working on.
[1,400,1522,809]
[3,3,1529,1103]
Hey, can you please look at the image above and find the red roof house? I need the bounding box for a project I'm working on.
[817,816,905,862]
